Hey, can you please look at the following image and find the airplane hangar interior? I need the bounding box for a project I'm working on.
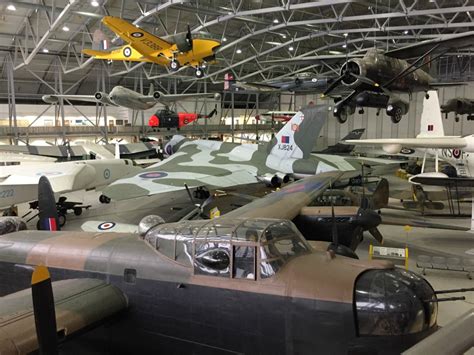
[1,0,474,354]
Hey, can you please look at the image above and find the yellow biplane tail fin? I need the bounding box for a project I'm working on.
[82,45,148,62]
[102,16,171,54]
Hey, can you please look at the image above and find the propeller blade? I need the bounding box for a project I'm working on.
[350,225,365,250]
[323,75,344,96]
[31,265,58,355]
[368,227,384,244]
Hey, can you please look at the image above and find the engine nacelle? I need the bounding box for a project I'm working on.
[340,59,367,89]
[258,173,281,187]
[382,144,402,154]
[275,172,290,184]
[42,95,59,104]
[164,135,187,156]
[0,217,27,235]
[94,91,109,104]
[355,92,389,109]
[174,32,193,53]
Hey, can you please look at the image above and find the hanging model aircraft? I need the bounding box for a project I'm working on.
[265,31,474,124]
[0,170,441,354]
[82,16,220,78]
[42,83,220,111]
[441,97,474,122]
[148,105,218,130]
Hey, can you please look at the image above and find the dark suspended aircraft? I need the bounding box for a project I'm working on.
[441,97,474,122]
[266,31,474,124]
[0,171,440,354]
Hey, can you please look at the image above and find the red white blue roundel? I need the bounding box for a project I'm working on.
[131,32,143,38]
[139,171,168,179]
[98,222,116,230]
[453,149,461,159]
[123,47,132,57]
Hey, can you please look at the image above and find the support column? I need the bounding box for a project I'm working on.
[231,91,235,143]
[56,58,66,143]
[6,55,18,145]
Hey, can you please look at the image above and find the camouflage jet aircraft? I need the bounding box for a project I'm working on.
[0,171,439,354]
[266,31,474,123]
[43,83,220,111]
[440,97,474,122]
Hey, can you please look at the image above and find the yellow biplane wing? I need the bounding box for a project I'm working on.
[102,16,172,59]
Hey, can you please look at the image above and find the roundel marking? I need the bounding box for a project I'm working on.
[184,119,189,124]
[98,222,116,230]
[104,168,111,179]
[139,171,168,179]
[131,32,144,38]
[123,47,132,57]
[453,149,461,159]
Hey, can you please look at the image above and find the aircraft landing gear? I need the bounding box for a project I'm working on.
[99,194,111,204]
[194,66,205,78]
[390,107,403,124]
[468,115,474,121]
[169,59,180,71]
[333,106,349,124]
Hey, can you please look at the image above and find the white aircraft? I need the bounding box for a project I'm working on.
[42,84,220,111]
[0,159,141,208]
[346,90,474,183]
[0,152,57,166]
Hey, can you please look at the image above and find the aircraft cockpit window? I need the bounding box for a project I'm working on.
[153,226,176,260]
[233,245,256,280]
[259,221,310,279]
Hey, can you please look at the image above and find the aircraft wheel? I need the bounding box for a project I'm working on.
[390,108,402,124]
[358,108,364,115]
[334,107,348,124]
[195,67,205,78]
[170,60,180,71]
[99,194,111,204]
[73,207,82,216]
[58,214,66,227]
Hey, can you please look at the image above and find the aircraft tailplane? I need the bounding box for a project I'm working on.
[37,176,60,231]
[417,90,445,137]
[371,178,389,210]
[267,104,326,160]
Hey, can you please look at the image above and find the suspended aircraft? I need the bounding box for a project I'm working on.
[148,105,218,130]
[83,16,220,78]
[441,97,474,122]
[42,83,220,111]
[0,170,441,354]
[266,31,474,123]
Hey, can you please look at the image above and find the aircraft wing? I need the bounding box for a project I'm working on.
[261,54,364,66]
[410,175,474,187]
[385,31,474,59]
[81,220,139,233]
[102,16,171,56]
[42,94,116,106]
[0,278,127,353]
[233,82,281,92]
[223,171,358,220]
[345,137,467,149]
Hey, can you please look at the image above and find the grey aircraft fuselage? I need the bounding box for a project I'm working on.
[441,98,474,117]
[107,86,156,110]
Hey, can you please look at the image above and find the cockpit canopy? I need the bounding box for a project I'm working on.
[144,218,311,280]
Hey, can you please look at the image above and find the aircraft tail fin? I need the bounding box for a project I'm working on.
[267,104,326,160]
[417,90,445,137]
[37,176,60,231]
[320,128,365,154]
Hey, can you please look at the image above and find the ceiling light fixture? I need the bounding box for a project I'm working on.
[273,19,279,24]
[404,30,409,34]
[343,33,348,37]
[62,26,70,32]
[91,0,99,7]
[222,37,227,42]
[289,46,294,51]
[236,49,242,54]
[342,44,347,48]
[42,48,49,53]
[7,4,16,11]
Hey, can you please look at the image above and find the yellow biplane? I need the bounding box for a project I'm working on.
[83,16,220,78]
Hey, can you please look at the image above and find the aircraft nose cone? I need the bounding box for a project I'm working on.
[354,268,437,336]
[356,209,381,230]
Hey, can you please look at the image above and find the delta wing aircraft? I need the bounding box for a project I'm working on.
[102,105,380,202]
[266,32,474,123]
[42,83,220,111]
[0,171,440,354]
[83,16,220,78]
